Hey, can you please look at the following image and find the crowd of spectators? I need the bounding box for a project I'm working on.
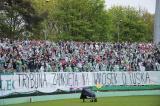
[0,38,160,73]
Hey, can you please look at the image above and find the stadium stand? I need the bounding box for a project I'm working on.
[0,38,160,73]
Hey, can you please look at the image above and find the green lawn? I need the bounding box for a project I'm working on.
[7,96,160,106]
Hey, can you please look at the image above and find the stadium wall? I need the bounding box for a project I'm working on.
[1,71,160,98]
[1,71,160,105]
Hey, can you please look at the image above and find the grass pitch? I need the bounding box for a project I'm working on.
[7,95,160,106]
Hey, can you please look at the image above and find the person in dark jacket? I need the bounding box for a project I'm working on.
[80,88,97,102]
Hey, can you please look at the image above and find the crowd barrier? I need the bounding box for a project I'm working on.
[0,71,160,97]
